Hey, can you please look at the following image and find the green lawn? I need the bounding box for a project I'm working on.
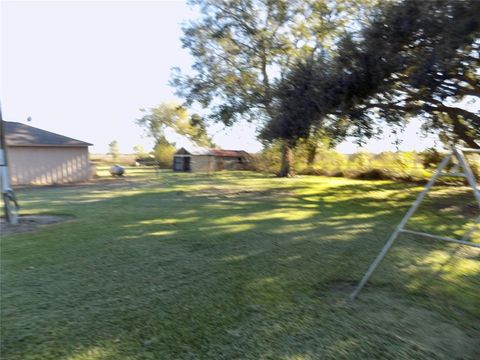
[1,169,479,360]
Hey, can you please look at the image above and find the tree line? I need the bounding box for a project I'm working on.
[169,0,479,177]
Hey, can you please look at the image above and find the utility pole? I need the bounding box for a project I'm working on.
[0,101,19,224]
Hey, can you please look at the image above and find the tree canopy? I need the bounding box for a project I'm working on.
[172,0,377,176]
[265,0,480,149]
[136,102,213,148]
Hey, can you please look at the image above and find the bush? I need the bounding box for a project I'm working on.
[154,142,176,168]
[420,147,444,169]
[355,168,391,180]
[466,154,480,180]
[255,143,479,184]
[298,168,329,176]
[249,142,282,174]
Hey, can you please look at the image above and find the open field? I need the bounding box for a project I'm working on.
[1,168,479,359]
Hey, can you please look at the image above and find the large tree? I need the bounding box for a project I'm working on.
[172,0,375,176]
[136,102,213,149]
[266,0,480,149]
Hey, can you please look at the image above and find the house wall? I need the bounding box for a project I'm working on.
[6,146,91,185]
[190,155,215,172]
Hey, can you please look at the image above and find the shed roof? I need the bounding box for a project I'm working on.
[4,121,92,147]
[175,146,211,156]
[209,149,249,157]
[174,147,249,157]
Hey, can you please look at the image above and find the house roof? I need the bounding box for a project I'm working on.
[4,121,92,147]
[174,147,249,157]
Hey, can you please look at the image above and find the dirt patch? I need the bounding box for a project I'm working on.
[1,215,74,236]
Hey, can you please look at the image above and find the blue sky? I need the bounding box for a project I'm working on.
[1,0,440,154]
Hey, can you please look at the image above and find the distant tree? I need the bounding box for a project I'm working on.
[172,0,377,176]
[133,145,148,159]
[267,0,480,149]
[136,102,213,148]
[153,137,176,168]
[108,140,120,162]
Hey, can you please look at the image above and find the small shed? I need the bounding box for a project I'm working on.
[173,147,250,172]
[4,121,93,185]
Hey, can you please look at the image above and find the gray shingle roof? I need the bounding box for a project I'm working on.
[4,121,92,147]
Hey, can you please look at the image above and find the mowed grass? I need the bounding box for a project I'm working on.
[1,168,479,360]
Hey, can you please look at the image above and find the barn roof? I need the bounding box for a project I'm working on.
[3,121,92,147]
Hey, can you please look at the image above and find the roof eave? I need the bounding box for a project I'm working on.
[7,143,92,148]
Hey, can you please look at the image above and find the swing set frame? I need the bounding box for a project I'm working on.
[350,146,480,300]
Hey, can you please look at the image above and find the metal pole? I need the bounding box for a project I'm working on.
[0,102,8,169]
[350,152,453,299]
[454,147,480,208]
[399,229,480,248]
[458,147,480,154]
[0,102,19,224]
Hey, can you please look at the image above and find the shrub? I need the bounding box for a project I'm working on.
[154,142,176,168]
[420,147,444,169]
[255,144,479,184]
[250,142,282,174]
[355,168,391,180]
[298,168,329,176]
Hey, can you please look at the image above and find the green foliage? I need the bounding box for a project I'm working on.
[470,157,480,180]
[249,141,282,174]
[270,0,480,149]
[335,151,427,181]
[419,149,480,180]
[419,148,444,169]
[349,151,372,172]
[153,138,176,168]
[189,113,212,147]
[108,140,120,162]
[255,147,433,182]
[173,0,378,175]
[254,144,480,184]
[175,0,375,123]
[136,102,213,148]
[255,145,432,181]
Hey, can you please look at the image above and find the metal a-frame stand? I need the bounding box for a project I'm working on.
[350,146,480,300]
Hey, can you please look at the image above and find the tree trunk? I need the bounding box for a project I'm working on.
[306,142,317,168]
[278,140,295,177]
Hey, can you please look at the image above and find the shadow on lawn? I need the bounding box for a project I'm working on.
[2,177,479,359]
